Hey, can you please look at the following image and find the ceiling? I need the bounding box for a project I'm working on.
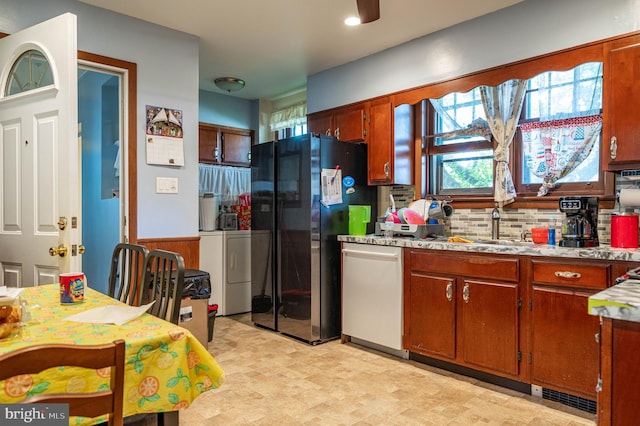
[78,0,522,101]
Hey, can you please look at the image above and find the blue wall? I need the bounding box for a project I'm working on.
[307,0,640,113]
[79,71,120,293]
[199,89,258,131]
[1,0,201,241]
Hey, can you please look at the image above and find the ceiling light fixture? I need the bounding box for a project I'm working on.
[214,77,245,92]
[345,16,361,26]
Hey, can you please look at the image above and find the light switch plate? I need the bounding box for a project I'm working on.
[156,177,178,194]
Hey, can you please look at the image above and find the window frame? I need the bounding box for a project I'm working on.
[514,63,604,197]
[425,97,494,195]
[395,41,613,209]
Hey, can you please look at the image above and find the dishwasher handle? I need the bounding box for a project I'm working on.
[341,248,399,260]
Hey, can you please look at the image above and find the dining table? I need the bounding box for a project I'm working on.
[0,284,225,425]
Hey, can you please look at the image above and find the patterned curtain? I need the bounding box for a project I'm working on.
[521,114,602,196]
[479,79,528,207]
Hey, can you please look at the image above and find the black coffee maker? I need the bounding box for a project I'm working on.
[559,196,599,247]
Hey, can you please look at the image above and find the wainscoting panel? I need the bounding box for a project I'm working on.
[136,236,200,269]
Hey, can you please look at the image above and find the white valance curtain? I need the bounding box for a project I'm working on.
[521,114,602,196]
[479,79,528,207]
[199,164,250,201]
[269,101,307,132]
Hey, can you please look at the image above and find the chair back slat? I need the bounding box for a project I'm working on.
[142,249,185,324]
[108,243,149,306]
[0,340,125,426]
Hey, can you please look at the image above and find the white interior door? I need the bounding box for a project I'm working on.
[0,13,79,286]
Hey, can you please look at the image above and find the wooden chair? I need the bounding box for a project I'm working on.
[108,243,149,306]
[142,249,185,324]
[0,340,126,426]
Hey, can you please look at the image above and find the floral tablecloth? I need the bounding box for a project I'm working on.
[0,284,225,424]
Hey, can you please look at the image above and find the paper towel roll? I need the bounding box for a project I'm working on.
[619,188,640,209]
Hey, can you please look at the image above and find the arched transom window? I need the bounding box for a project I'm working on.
[5,49,54,96]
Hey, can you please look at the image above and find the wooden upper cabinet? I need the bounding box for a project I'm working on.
[367,100,414,186]
[368,100,393,185]
[334,106,365,141]
[198,122,254,166]
[308,98,414,185]
[199,124,220,164]
[307,111,332,136]
[222,131,252,165]
[307,105,365,141]
[606,37,640,170]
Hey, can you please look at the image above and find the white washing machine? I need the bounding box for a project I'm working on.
[200,230,251,315]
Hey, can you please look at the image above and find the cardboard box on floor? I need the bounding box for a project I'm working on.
[178,298,208,347]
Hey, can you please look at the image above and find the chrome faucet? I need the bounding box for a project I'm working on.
[491,203,500,240]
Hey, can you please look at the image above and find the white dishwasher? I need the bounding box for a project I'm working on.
[342,243,407,358]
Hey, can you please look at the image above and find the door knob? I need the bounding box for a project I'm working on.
[49,244,68,257]
[78,244,86,254]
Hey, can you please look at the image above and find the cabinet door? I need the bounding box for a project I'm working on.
[368,101,393,185]
[222,131,252,166]
[334,107,365,141]
[459,279,520,376]
[406,274,456,359]
[199,125,220,164]
[307,112,332,136]
[609,320,640,425]
[531,285,599,399]
[607,42,640,168]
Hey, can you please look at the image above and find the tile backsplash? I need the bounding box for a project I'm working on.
[384,185,624,245]
[447,207,613,244]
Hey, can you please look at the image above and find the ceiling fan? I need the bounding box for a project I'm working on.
[356,0,380,24]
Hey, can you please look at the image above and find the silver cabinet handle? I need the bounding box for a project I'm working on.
[463,283,470,303]
[446,282,453,302]
[555,271,581,279]
[335,128,340,139]
[325,128,331,136]
[594,332,600,343]
[610,136,617,160]
[383,162,390,177]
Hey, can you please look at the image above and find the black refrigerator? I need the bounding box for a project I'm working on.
[250,133,376,344]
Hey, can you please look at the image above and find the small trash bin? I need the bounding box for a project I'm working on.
[208,303,218,342]
[179,269,211,347]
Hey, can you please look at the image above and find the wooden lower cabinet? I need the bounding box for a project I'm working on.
[460,279,520,376]
[406,274,456,359]
[531,285,601,399]
[404,248,637,407]
[529,259,611,401]
[404,249,522,379]
[598,318,640,425]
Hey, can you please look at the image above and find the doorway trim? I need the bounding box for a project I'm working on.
[78,51,137,243]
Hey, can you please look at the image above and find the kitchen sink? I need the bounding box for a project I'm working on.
[474,239,535,247]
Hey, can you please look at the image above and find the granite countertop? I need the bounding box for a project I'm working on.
[588,280,640,323]
[338,234,640,262]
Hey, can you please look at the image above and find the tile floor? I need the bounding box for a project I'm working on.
[178,314,596,425]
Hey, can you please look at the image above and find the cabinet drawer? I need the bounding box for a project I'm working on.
[531,260,610,289]
[408,250,519,282]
